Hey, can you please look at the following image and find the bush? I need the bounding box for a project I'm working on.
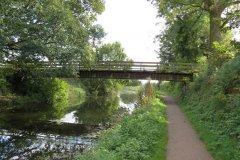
[138,82,155,106]
[42,78,69,110]
[215,56,240,94]
[7,78,69,112]
[177,56,240,160]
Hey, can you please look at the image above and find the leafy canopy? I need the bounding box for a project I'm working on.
[0,0,105,63]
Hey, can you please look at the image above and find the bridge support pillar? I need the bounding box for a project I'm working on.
[182,81,187,95]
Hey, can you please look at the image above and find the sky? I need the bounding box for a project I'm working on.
[97,0,164,62]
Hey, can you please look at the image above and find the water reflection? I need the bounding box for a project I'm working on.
[0,87,139,159]
[75,95,120,125]
[0,130,94,160]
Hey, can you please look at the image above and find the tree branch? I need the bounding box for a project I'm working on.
[224,1,240,8]
[221,9,240,28]
[170,0,207,11]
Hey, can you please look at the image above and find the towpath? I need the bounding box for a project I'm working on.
[164,96,214,160]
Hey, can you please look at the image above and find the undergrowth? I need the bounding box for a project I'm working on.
[78,94,167,160]
[162,56,240,160]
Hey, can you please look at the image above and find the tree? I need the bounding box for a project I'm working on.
[89,24,106,49]
[157,11,209,62]
[96,42,128,61]
[82,42,131,96]
[150,0,240,49]
[0,0,105,63]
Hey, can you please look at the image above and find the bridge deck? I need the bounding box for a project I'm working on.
[78,61,197,81]
[0,61,198,81]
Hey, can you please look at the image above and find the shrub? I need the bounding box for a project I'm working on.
[178,56,240,160]
[42,78,69,110]
[8,78,69,112]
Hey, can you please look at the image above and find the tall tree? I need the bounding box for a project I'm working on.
[96,42,128,61]
[82,42,131,96]
[150,0,240,49]
[0,0,105,63]
[157,11,209,62]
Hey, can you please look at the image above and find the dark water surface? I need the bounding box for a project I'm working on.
[0,91,137,160]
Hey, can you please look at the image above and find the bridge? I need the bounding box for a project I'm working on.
[78,61,198,81]
[0,61,199,81]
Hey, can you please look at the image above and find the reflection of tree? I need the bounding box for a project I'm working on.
[0,130,89,160]
[0,106,66,133]
[75,95,120,125]
[0,113,101,137]
[120,92,138,104]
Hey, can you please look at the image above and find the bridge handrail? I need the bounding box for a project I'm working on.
[0,61,200,74]
[78,61,199,73]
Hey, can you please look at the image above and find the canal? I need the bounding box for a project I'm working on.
[0,86,139,160]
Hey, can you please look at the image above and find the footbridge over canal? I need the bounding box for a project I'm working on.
[78,61,198,81]
[0,61,199,81]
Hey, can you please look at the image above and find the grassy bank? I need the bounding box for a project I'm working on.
[161,56,240,160]
[181,101,240,160]
[79,94,167,160]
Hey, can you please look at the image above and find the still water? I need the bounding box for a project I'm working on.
[0,89,138,159]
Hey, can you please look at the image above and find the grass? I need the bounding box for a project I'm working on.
[149,98,168,160]
[78,96,168,160]
[180,101,240,160]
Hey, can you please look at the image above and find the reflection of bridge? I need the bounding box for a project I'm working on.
[78,61,198,81]
[0,61,199,81]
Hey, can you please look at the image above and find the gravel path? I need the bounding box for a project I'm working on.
[164,96,214,160]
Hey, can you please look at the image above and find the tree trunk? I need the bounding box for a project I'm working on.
[209,10,222,49]
[207,8,223,68]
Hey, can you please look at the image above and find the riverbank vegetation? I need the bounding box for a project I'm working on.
[161,56,240,160]
[79,84,167,160]
[181,57,240,160]
[152,0,240,159]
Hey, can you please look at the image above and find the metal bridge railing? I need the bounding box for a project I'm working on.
[0,61,200,74]
[78,61,199,73]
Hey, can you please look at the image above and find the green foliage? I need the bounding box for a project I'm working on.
[138,82,155,106]
[168,56,240,160]
[81,42,130,97]
[81,79,121,96]
[120,87,139,104]
[157,11,209,62]
[126,80,142,86]
[215,56,240,93]
[151,0,240,65]
[210,38,236,67]
[96,42,128,61]
[5,73,69,113]
[157,81,185,98]
[63,79,85,107]
[79,97,167,160]
[0,0,105,62]
[43,78,69,110]
[75,95,119,124]
[0,71,9,95]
